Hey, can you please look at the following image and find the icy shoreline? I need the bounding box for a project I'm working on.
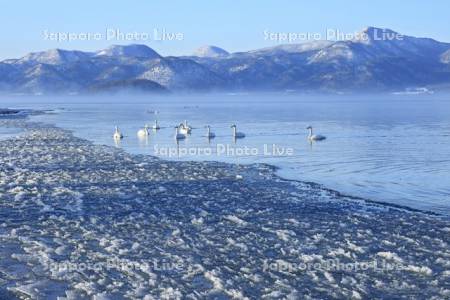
[0,117,449,299]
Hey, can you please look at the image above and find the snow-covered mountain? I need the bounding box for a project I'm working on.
[192,46,230,58]
[138,57,225,90]
[0,45,224,93]
[96,44,161,59]
[1,27,450,94]
[9,49,93,66]
[192,27,450,92]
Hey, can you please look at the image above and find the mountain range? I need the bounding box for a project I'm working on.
[1,27,450,94]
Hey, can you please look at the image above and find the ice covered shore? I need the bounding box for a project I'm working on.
[0,117,449,299]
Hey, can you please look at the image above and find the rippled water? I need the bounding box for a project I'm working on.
[2,93,450,214]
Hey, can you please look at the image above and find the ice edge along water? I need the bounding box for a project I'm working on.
[0,111,449,299]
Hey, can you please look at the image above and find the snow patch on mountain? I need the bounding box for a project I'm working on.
[441,49,450,63]
[308,42,355,63]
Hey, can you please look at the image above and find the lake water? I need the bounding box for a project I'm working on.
[1,93,450,214]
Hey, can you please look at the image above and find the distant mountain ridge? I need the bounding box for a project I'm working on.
[1,27,450,94]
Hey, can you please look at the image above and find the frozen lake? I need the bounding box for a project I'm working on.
[1,93,450,214]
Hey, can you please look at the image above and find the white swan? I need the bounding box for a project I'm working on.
[137,124,149,137]
[152,120,160,130]
[178,121,192,135]
[205,125,216,138]
[231,124,245,138]
[307,126,326,141]
[113,126,123,140]
[178,123,189,135]
[174,126,186,140]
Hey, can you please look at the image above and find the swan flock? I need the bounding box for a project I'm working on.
[113,121,327,142]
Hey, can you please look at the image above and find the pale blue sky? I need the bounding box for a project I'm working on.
[1,0,449,59]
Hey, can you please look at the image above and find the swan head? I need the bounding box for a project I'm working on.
[230,124,236,128]
[306,126,312,130]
